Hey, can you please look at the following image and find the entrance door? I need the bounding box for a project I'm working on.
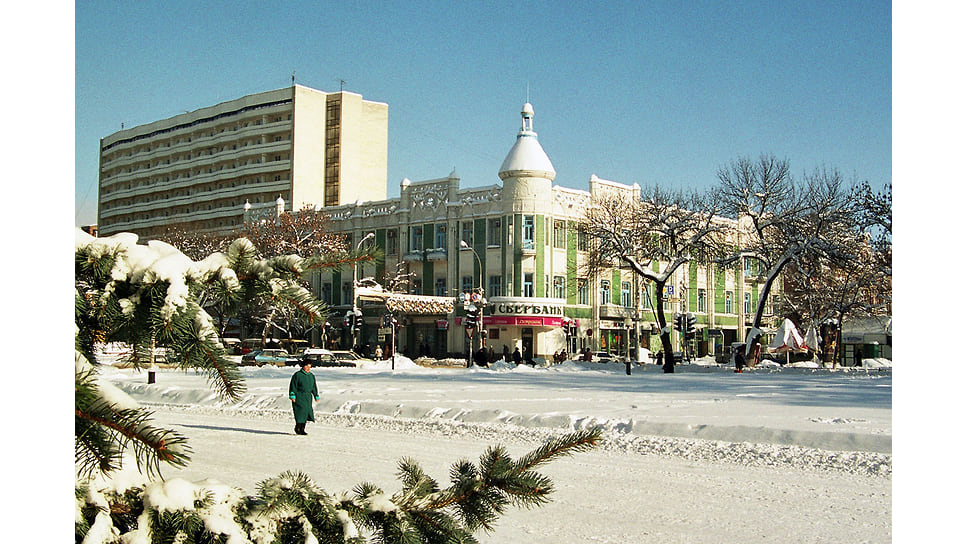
[521,328,534,362]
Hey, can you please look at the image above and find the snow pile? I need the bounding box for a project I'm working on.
[104,357,891,478]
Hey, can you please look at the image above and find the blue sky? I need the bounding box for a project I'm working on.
[74,1,891,226]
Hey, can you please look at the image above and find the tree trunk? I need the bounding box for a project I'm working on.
[654,282,675,373]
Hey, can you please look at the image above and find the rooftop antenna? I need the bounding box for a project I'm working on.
[291,71,295,85]
[339,78,346,91]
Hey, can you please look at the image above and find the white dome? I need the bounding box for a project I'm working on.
[498,103,555,181]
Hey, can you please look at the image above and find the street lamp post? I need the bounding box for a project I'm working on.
[460,240,485,368]
[351,232,375,350]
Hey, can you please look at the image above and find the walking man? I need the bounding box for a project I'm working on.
[289,361,319,435]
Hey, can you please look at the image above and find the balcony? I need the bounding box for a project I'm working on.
[425,247,448,261]
[599,305,639,320]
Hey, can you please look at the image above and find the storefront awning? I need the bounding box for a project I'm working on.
[483,316,563,327]
[356,287,455,315]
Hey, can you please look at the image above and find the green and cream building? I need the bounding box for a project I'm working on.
[318,103,771,361]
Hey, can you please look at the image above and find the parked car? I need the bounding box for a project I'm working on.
[239,338,264,355]
[331,350,375,366]
[241,349,298,366]
[299,348,356,367]
[222,338,242,355]
[590,351,626,363]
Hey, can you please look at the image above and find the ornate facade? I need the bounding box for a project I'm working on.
[318,104,770,362]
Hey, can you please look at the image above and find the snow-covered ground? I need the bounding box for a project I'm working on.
[96,355,892,543]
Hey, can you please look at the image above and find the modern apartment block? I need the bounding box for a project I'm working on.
[96,85,388,237]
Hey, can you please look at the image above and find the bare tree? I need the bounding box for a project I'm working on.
[583,184,729,372]
[717,154,864,353]
[159,225,232,261]
[777,180,892,365]
[238,204,348,258]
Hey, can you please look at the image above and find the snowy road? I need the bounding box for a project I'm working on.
[104,359,892,543]
[149,406,891,544]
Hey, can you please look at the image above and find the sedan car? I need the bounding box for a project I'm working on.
[330,350,375,366]
[300,349,356,367]
[241,349,298,366]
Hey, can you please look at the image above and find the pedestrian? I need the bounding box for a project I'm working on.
[289,361,318,435]
[374,344,383,360]
[656,350,663,367]
[512,347,522,365]
[582,347,593,362]
[734,345,746,373]
[474,347,489,366]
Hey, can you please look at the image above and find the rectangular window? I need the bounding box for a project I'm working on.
[523,273,535,297]
[321,283,332,305]
[462,275,473,293]
[621,281,632,307]
[386,229,398,255]
[522,215,535,250]
[461,221,473,246]
[410,226,423,252]
[435,278,447,297]
[577,279,589,305]
[744,292,752,314]
[342,282,352,306]
[577,226,589,251]
[697,288,706,313]
[744,257,753,277]
[435,224,447,249]
[725,291,734,314]
[600,280,611,305]
[487,219,502,246]
[553,276,566,299]
[553,220,566,248]
[488,275,502,298]
[412,278,423,295]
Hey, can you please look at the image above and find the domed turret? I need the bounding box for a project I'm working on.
[498,103,556,182]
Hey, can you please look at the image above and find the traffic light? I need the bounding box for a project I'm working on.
[673,313,684,332]
[465,306,479,329]
[686,313,697,336]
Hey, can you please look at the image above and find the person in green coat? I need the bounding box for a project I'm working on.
[289,361,319,435]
